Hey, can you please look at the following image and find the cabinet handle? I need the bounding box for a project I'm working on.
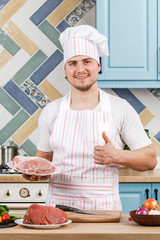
[99,57,102,74]
[145,188,149,199]
[154,188,158,201]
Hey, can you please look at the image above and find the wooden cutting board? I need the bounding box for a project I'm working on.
[65,210,122,223]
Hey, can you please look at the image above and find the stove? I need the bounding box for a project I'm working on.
[0,166,49,209]
[0,165,19,174]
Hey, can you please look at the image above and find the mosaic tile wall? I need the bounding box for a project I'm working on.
[0,0,160,157]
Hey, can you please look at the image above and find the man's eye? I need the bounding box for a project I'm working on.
[70,62,76,66]
[85,60,91,64]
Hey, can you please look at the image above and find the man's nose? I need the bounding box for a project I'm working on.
[77,62,85,72]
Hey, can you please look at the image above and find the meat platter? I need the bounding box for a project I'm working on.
[7,156,59,176]
[15,219,72,229]
[15,204,72,229]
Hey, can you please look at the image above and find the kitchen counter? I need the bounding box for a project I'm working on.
[0,214,160,240]
[0,168,160,182]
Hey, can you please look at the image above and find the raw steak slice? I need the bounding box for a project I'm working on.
[23,204,68,225]
[13,156,55,174]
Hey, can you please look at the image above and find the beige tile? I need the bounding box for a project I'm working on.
[0,0,27,26]
[12,109,42,145]
[39,79,62,101]
[151,138,160,156]
[3,20,38,56]
[47,0,81,26]
[139,108,154,127]
[0,49,12,69]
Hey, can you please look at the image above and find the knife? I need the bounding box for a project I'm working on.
[55,204,110,215]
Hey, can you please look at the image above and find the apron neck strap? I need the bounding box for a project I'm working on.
[60,89,111,112]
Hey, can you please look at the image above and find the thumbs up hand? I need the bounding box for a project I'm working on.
[93,132,120,165]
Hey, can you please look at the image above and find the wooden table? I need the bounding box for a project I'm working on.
[0,215,160,240]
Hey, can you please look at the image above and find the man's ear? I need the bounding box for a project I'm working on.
[98,63,101,73]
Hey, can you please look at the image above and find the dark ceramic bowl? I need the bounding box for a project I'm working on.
[130,210,160,226]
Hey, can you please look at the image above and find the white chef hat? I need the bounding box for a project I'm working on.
[59,25,109,65]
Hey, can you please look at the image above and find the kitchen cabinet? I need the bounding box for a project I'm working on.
[96,0,160,88]
[119,183,160,213]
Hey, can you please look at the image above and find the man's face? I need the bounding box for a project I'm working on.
[65,55,101,92]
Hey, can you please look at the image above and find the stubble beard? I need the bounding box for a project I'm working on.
[66,77,97,92]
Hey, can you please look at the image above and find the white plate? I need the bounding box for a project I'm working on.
[15,219,72,229]
[7,161,60,176]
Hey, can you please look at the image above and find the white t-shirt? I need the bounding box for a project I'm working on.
[37,92,151,152]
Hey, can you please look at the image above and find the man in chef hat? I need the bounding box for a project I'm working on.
[23,25,156,211]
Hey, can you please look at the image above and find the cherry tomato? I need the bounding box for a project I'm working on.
[143,199,158,211]
[0,216,2,223]
[1,213,10,223]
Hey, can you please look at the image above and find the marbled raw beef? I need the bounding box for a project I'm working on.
[13,156,55,174]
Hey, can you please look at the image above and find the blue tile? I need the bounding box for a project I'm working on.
[30,0,64,26]
[0,87,20,116]
[154,131,160,142]
[3,80,39,115]
[0,0,10,10]
[0,110,29,145]
[21,139,37,156]
[57,20,70,32]
[112,89,146,114]
[30,49,63,85]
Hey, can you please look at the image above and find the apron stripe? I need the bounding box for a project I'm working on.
[70,111,79,180]
[51,181,113,188]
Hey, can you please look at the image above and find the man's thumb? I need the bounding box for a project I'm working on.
[102,132,110,144]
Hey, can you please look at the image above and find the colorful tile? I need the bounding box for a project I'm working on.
[0,49,30,87]
[30,0,63,26]
[3,20,38,56]
[0,49,12,68]
[30,50,63,85]
[12,109,41,145]
[66,0,95,26]
[28,128,39,147]
[11,0,46,27]
[0,27,20,56]
[46,61,65,86]
[0,109,29,145]
[0,106,12,130]
[130,89,160,118]
[151,138,160,156]
[14,19,58,57]
[139,108,154,127]
[39,20,63,51]
[12,50,47,85]
[21,139,37,156]
[57,20,70,32]
[21,79,50,109]
[39,79,62,101]
[113,89,146,114]
[0,87,20,115]
[0,0,10,10]
[47,0,81,26]
[0,0,27,26]
[149,89,160,102]
[3,80,38,115]
[154,131,160,142]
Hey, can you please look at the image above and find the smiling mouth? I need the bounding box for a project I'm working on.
[75,75,89,80]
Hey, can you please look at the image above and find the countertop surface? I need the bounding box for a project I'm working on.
[0,168,160,183]
[0,214,160,240]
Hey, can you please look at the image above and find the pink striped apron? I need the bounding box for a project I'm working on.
[46,89,122,211]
